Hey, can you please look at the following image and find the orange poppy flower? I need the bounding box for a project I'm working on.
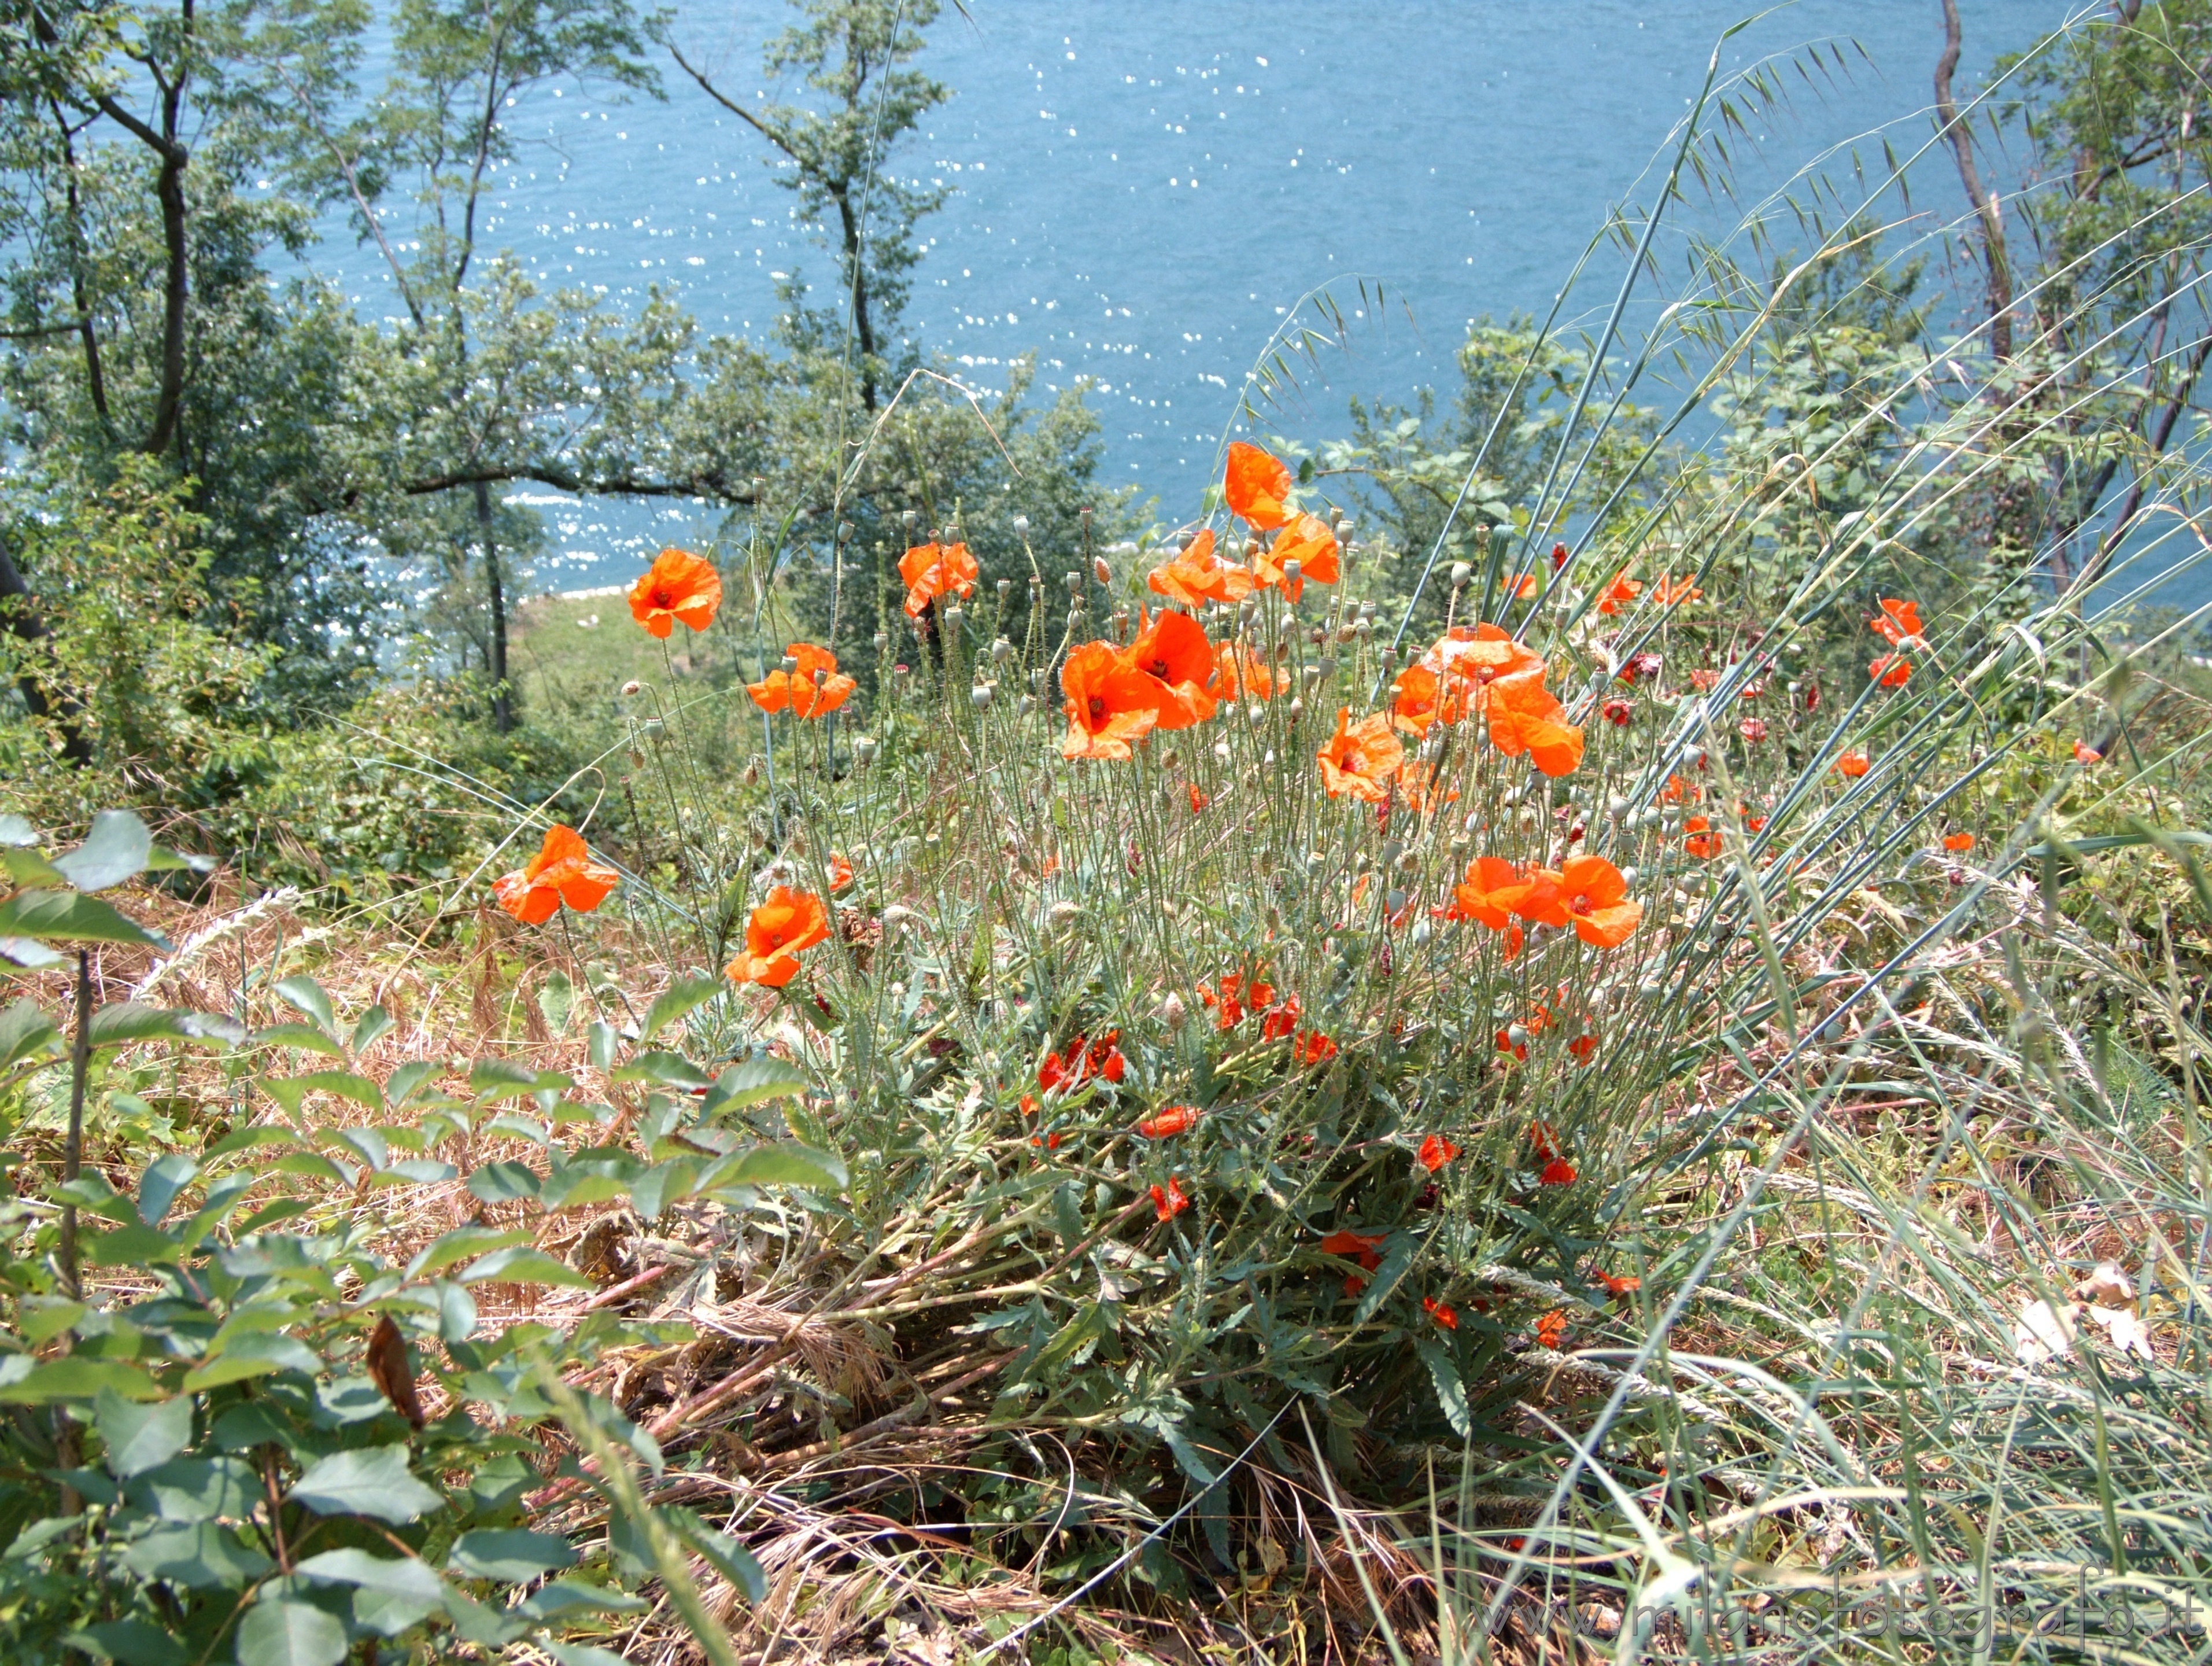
[1869,653,1912,688]
[1837,750,1871,778]
[1417,1134,1460,1173]
[827,852,855,890]
[1390,664,1469,736]
[1500,572,1539,599]
[1484,678,1585,778]
[1207,640,1277,702]
[1198,971,1274,1029]
[1295,1030,1339,1066]
[1597,1271,1641,1298]
[1870,598,1925,647]
[1554,856,1641,948]
[747,642,856,717]
[1455,857,1541,931]
[493,824,622,925]
[1316,708,1405,802]
[1943,832,1974,853]
[1253,512,1340,600]
[898,540,980,617]
[1320,1229,1385,1261]
[1568,1034,1598,1063]
[1596,572,1642,615]
[1136,1105,1200,1139]
[1187,783,1209,814]
[1395,760,1457,814]
[2073,740,2103,765]
[726,885,830,987]
[1147,528,1255,607]
[1257,989,1302,1041]
[1423,623,1545,694]
[1423,1296,1458,1330]
[1125,608,1218,728]
[1651,574,1701,606]
[1660,772,1699,805]
[1534,1310,1568,1348]
[1151,1177,1191,1221]
[1682,816,1719,860]
[628,547,722,638]
[1223,440,1294,530]
[1061,640,1162,760]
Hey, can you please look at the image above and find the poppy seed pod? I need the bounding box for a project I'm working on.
[1247,705,1268,729]
[1017,695,1036,716]
[1288,698,1305,719]
[1451,562,1472,588]
[854,736,878,763]
[1065,570,1083,595]
[991,636,1013,664]
[873,631,889,651]
[1047,900,1081,926]
[928,527,941,543]
[778,655,798,675]
[902,508,918,530]
[944,605,965,630]
[970,685,993,710]
[619,679,642,696]
[996,578,1012,601]
[1283,558,1302,585]
[1013,515,1029,539]
[837,520,853,543]
[946,524,963,544]
[640,718,665,742]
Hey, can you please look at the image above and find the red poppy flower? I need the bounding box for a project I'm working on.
[748,642,856,717]
[1320,1229,1385,1261]
[1485,679,1585,778]
[1031,1131,1063,1151]
[1254,512,1340,600]
[1538,1158,1578,1186]
[1417,1134,1460,1173]
[1500,572,1540,599]
[1147,528,1255,607]
[493,824,622,924]
[1682,817,1719,860]
[725,886,830,987]
[1257,990,1301,1041]
[1187,783,1209,814]
[1652,574,1701,606]
[1554,856,1641,948]
[1061,640,1164,760]
[1943,832,1974,853]
[1296,1030,1339,1066]
[1597,1271,1642,1298]
[1550,541,1571,572]
[1199,972,1273,1029]
[1618,651,1663,684]
[1497,1029,1527,1061]
[1316,707,1405,802]
[1224,441,1294,529]
[1124,609,1218,728]
[1390,664,1469,736]
[1596,572,1642,615]
[1207,641,1277,702]
[2073,740,2102,765]
[1568,1034,1598,1063]
[1423,1296,1458,1330]
[1837,750,1871,778]
[1454,856,1539,931]
[1689,668,1719,693]
[1150,1177,1191,1221]
[1870,598,1925,647]
[1869,653,1912,688]
[1534,1310,1568,1348]
[1136,1105,1199,1139]
[898,540,980,617]
[826,852,855,891]
[1602,698,1633,727]
[627,547,722,638]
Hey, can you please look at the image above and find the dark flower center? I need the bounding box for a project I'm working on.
[1088,696,1106,721]
[1146,658,1170,679]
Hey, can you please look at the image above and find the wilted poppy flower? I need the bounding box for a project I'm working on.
[1802,681,1822,712]
[1417,1134,1460,1173]
[827,852,855,890]
[1423,1296,1458,1330]
[1136,1105,1200,1139]
[1208,641,1277,702]
[1187,783,1209,814]
[1602,698,1633,727]
[1596,572,1643,615]
[1125,609,1218,728]
[493,824,622,924]
[1551,541,1572,571]
[1870,598,1925,647]
[1596,1271,1642,1297]
[1554,856,1641,948]
[1682,816,1719,860]
[1150,1177,1191,1221]
[1837,750,1871,778]
[2073,740,2103,765]
[1618,650,1663,684]
[1061,640,1163,760]
[1224,441,1294,529]
[726,885,830,987]
[898,540,980,617]
[1486,679,1585,777]
[1870,653,1912,688]
[748,642,856,717]
[626,548,721,639]
[1652,574,1701,606]
[1317,707,1405,802]
[1254,512,1340,600]
[1739,716,1768,743]
[1539,1158,1577,1186]
[1534,1310,1568,1348]
[1943,832,1974,853]
[1147,528,1255,607]
[1295,1030,1338,1066]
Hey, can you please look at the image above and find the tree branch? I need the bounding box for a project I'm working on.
[667,40,796,160]
[1936,0,2012,360]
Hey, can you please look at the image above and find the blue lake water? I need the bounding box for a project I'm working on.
[322,1,2084,590]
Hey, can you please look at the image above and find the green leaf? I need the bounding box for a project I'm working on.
[205,1125,301,1159]
[90,1002,245,1049]
[0,935,66,968]
[296,1547,446,1605]
[0,997,60,1070]
[610,1049,711,1089]
[95,1386,192,1477]
[640,974,722,1040]
[465,1162,540,1204]
[143,843,216,875]
[0,812,36,846]
[84,1222,179,1265]
[182,1331,324,1392]
[53,810,151,892]
[536,970,575,1037]
[250,1023,346,1059]
[371,1159,457,1185]
[234,1598,348,1666]
[326,1126,387,1171]
[288,1445,444,1525]
[1417,1335,1472,1437]
[138,1152,200,1224]
[667,1505,766,1602]
[117,1521,272,1591]
[273,975,335,1035]
[290,1072,383,1114]
[446,1528,579,1582]
[383,1059,441,1107]
[701,1056,810,1115]
[0,1355,157,1403]
[65,1621,189,1666]
[348,1005,394,1054]
[0,889,169,950]
[515,1579,649,1619]
[586,1019,617,1071]
[468,1057,541,1100]
[1351,1236,1417,1327]
[544,1646,629,1666]
[130,1455,259,1521]
[1,846,65,887]
[18,1297,85,1343]
[405,1226,533,1282]
[715,1144,847,1192]
[458,1246,593,1289]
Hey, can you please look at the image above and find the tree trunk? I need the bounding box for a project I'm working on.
[833,184,879,411]
[474,480,513,731]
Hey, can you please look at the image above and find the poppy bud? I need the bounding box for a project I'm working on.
[1047,901,1081,926]
[1160,992,1188,1030]
[619,679,642,697]
[1013,515,1030,539]
[1288,698,1305,719]
[854,736,879,763]
[970,684,993,709]
[1094,556,1111,585]
[1451,562,1472,588]
[837,520,853,543]
[738,758,755,782]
